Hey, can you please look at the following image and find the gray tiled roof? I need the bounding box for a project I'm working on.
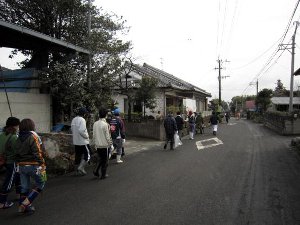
[129,63,211,97]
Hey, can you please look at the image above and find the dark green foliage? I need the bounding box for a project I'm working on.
[256,88,273,113]
[1,0,132,119]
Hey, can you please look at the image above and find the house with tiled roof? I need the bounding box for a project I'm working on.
[113,62,211,117]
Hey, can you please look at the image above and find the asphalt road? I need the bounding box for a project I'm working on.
[1,119,300,225]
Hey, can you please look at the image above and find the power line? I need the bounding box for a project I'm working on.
[219,0,229,57]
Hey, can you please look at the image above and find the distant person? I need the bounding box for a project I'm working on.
[15,119,47,214]
[155,111,163,120]
[187,111,196,139]
[210,111,219,135]
[110,108,125,163]
[71,107,91,175]
[163,112,178,150]
[195,112,204,134]
[175,111,184,139]
[0,117,21,209]
[92,108,113,179]
[225,112,230,124]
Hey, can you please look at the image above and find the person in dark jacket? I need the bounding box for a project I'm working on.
[110,108,125,163]
[163,112,178,150]
[175,111,184,139]
[15,119,47,214]
[187,111,196,139]
[0,117,21,209]
[209,111,219,135]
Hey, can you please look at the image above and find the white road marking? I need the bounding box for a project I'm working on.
[227,123,236,126]
[196,137,223,150]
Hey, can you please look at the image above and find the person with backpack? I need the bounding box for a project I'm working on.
[110,108,125,163]
[0,117,21,209]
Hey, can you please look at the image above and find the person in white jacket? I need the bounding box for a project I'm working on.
[71,107,91,175]
[92,108,113,179]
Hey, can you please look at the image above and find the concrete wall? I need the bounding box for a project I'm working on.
[126,120,165,140]
[0,92,51,132]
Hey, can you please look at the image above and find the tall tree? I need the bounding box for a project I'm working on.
[134,76,158,117]
[256,88,273,113]
[0,0,132,121]
[274,79,288,97]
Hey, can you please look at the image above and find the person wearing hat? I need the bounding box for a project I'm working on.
[71,107,91,175]
[109,108,125,163]
[0,117,21,209]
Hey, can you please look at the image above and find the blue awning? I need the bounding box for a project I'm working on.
[0,68,37,92]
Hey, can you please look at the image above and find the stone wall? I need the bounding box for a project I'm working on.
[263,112,300,135]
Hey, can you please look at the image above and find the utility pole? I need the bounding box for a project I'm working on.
[215,59,230,106]
[279,21,299,113]
[289,22,299,112]
[250,80,258,96]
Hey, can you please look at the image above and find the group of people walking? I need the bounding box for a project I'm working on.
[0,117,46,214]
[71,107,125,180]
[0,106,126,214]
[163,110,223,149]
[0,107,225,214]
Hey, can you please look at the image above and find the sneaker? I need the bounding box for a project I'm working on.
[100,174,109,179]
[116,159,123,164]
[93,171,100,178]
[77,169,87,176]
[0,201,14,209]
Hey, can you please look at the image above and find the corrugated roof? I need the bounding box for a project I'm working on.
[271,97,300,105]
[0,20,90,55]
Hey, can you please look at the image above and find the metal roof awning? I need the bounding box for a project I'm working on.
[0,20,90,55]
[271,97,300,105]
[294,67,300,76]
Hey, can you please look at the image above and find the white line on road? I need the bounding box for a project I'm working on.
[196,137,223,150]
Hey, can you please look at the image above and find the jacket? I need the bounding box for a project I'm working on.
[93,118,113,148]
[71,116,89,145]
[0,132,18,164]
[164,115,178,135]
[109,117,125,140]
[210,114,219,125]
[175,115,184,130]
[15,131,46,166]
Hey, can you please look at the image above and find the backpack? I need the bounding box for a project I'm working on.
[110,118,125,139]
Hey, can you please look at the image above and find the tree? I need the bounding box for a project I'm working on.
[0,0,132,121]
[256,88,273,113]
[134,76,158,117]
[274,79,288,97]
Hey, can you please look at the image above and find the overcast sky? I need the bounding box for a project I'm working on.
[1,0,300,102]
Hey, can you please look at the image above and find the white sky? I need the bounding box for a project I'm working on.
[1,0,300,102]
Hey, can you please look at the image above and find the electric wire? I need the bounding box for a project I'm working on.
[223,0,240,60]
[219,0,228,58]
[216,0,221,59]
[240,0,300,96]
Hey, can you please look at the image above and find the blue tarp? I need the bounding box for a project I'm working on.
[0,68,36,92]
